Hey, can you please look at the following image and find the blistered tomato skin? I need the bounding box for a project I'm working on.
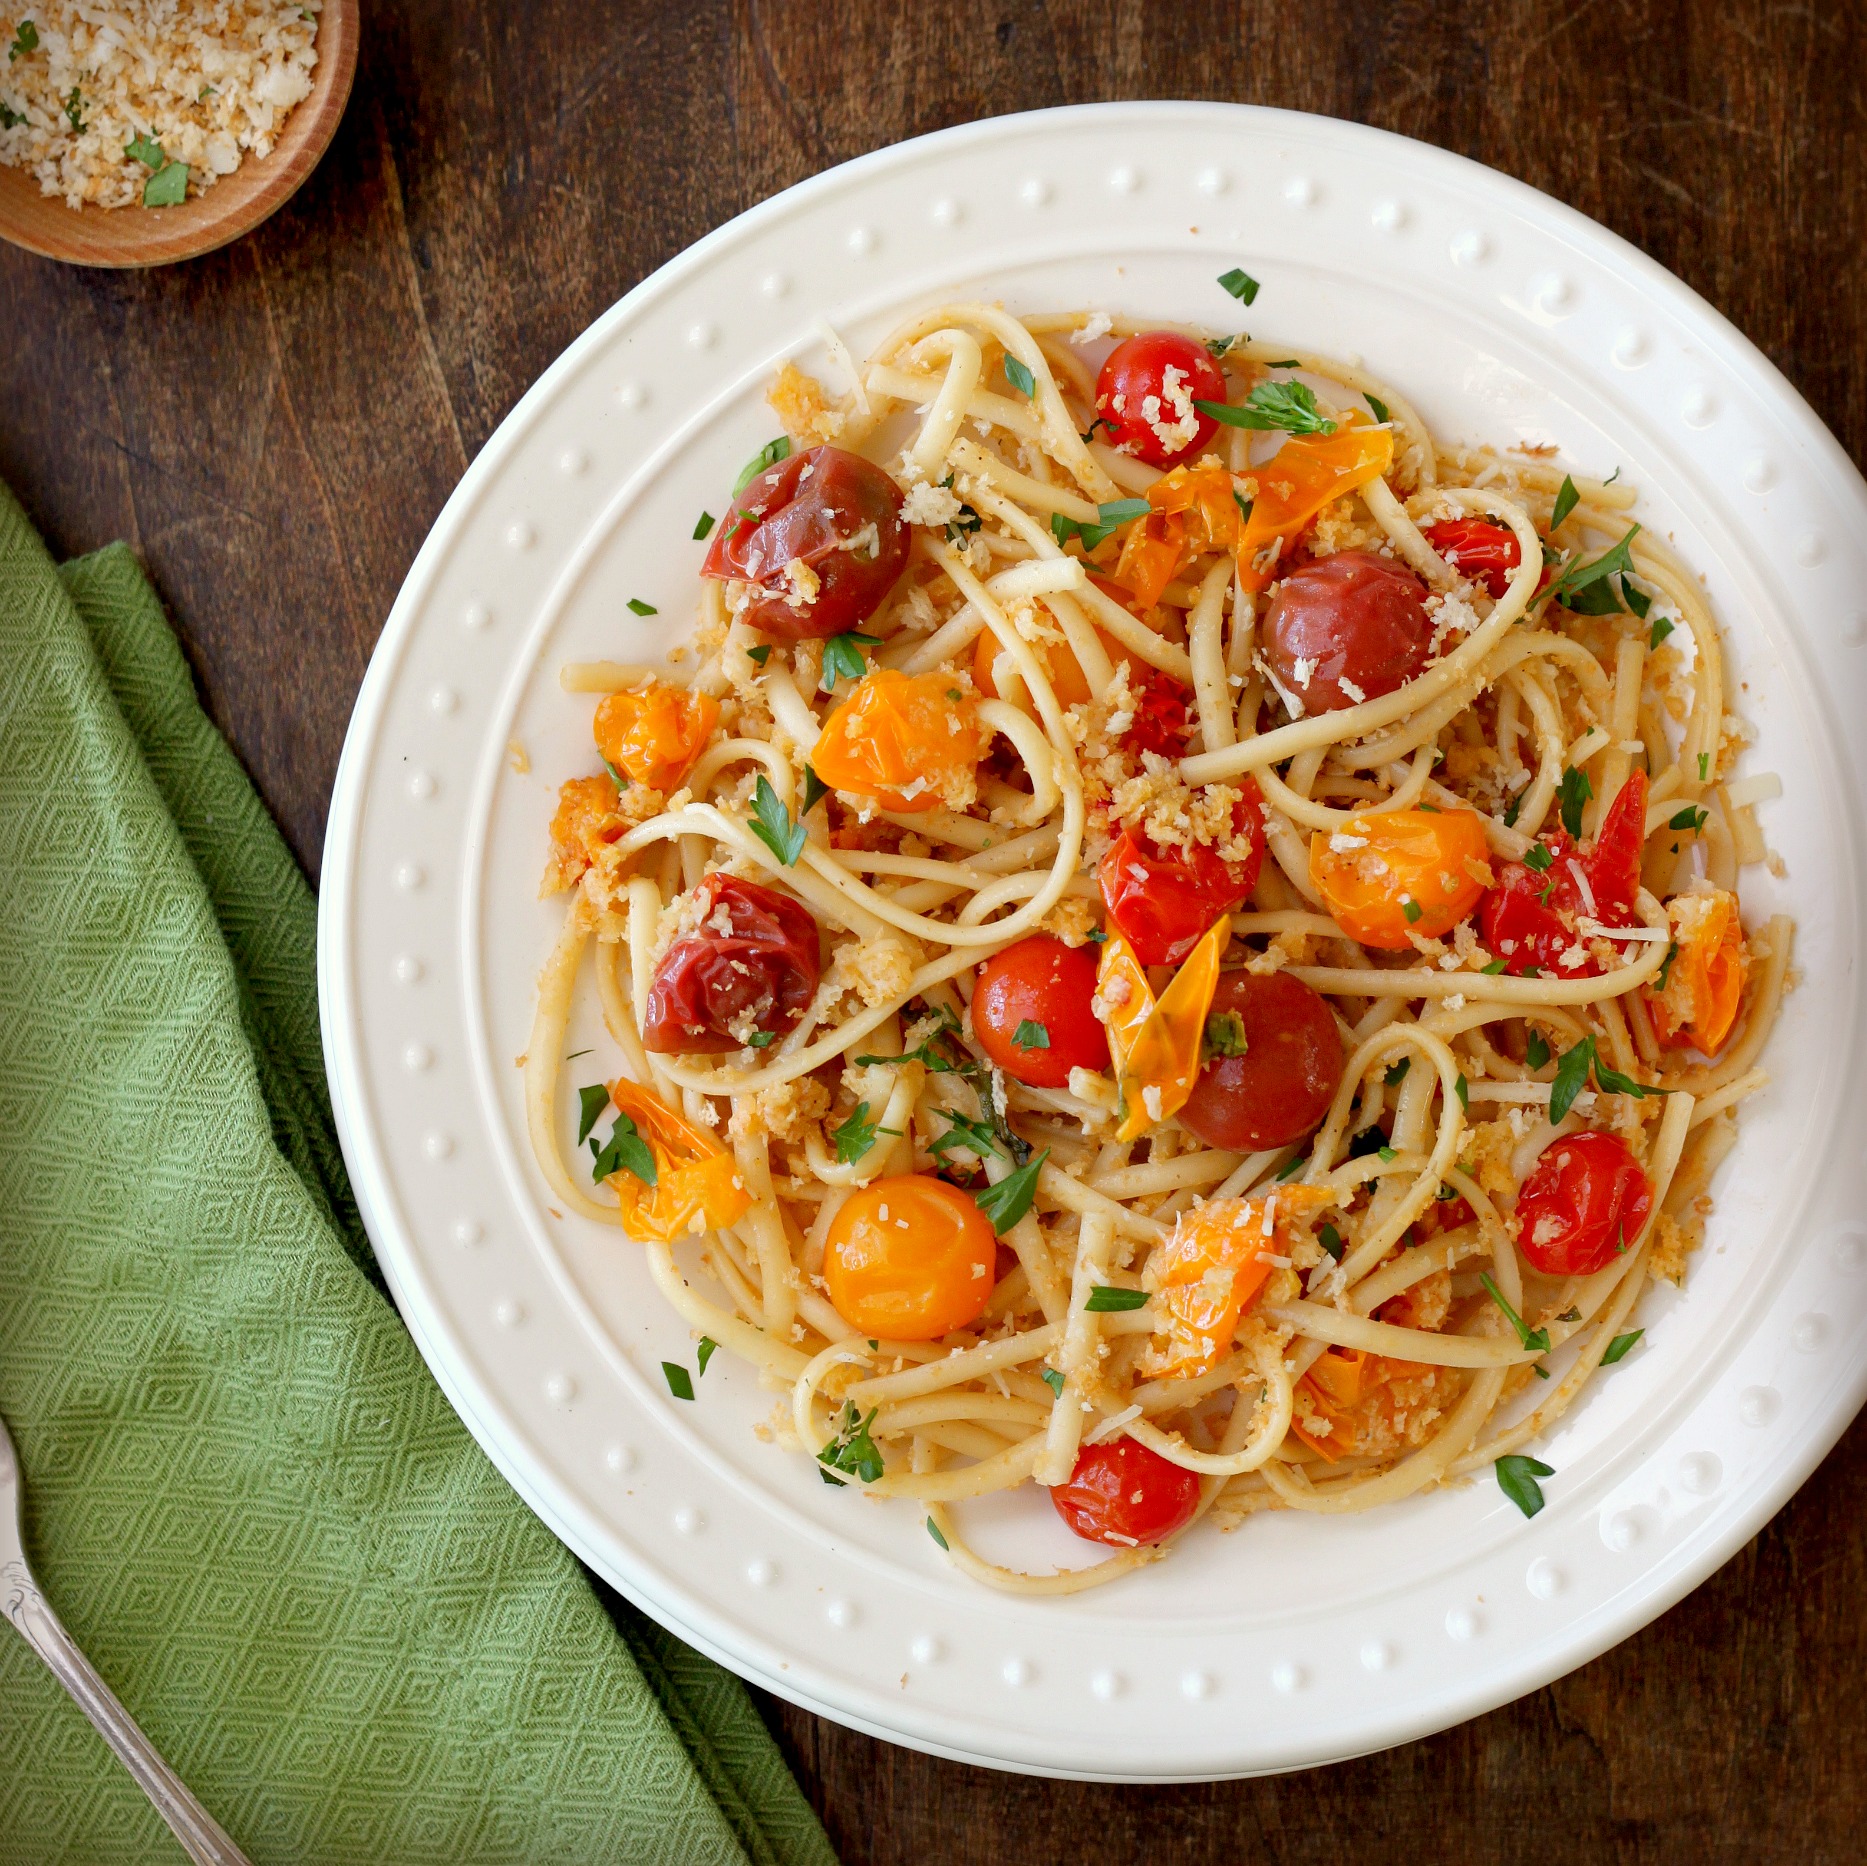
[701,444,909,640]
[1309,808,1492,949]
[1093,333,1229,468]
[1050,1438,1202,1547]
[1423,518,1521,599]
[972,936,1108,1088]
[1178,970,1345,1152]
[1262,551,1434,715]
[642,874,821,1053]
[1514,1131,1654,1277]
[822,1176,999,1341]
[1098,790,1266,968]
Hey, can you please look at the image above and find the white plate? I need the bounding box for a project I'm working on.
[319,103,1867,1781]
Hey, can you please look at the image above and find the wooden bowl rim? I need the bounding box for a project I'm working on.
[0,0,357,268]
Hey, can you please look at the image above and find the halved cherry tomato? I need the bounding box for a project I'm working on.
[1309,808,1492,949]
[1422,518,1521,599]
[544,773,624,892]
[642,874,821,1053]
[1514,1130,1653,1277]
[1093,332,1228,467]
[1479,771,1647,978]
[822,1175,998,1340]
[1262,550,1433,715]
[811,668,992,812]
[1100,917,1231,1142]
[1646,887,1747,1054]
[1177,970,1344,1152]
[1050,1437,1202,1547]
[599,1079,752,1244]
[594,682,720,793]
[1121,666,1195,757]
[1098,790,1265,967]
[701,444,909,640]
[971,935,1107,1088]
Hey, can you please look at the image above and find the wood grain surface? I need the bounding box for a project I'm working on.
[3,4,1862,1860]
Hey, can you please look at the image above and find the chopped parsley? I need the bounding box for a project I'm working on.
[1384,1057,1411,1086]
[697,1337,719,1377]
[1649,613,1675,650]
[576,1082,610,1146]
[8,19,37,60]
[1621,578,1652,621]
[1655,940,1680,992]
[1217,266,1260,304]
[662,1361,695,1402]
[0,100,22,129]
[801,765,829,814]
[1502,790,1524,829]
[1083,1284,1148,1313]
[1012,1019,1050,1052]
[1523,842,1555,873]
[861,1006,1028,1163]
[1401,898,1422,923]
[142,156,188,206]
[745,643,772,666]
[1233,490,1254,525]
[1365,393,1392,425]
[62,83,83,132]
[1698,752,1710,781]
[732,435,792,496]
[745,1030,777,1049]
[125,132,165,169]
[925,1516,949,1550]
[1002,353,1037,398]
[817,1403,884,1485]
[1378,1144,1397,1163]
[832,1100,899,1165]
[1454,1072,1469,1112]
[1669,806,1708,834]
[1549,474,1580,532]
[599,753,629,790]
[945,499,983,546]
[1496,1454,1554,1518]
[747,775,806,865]
[819,630,881,690]
[1481,958,1508,975]
[693,510,716,540]
[1275,1153,1307,1182]
[1525,1030,1551,1071]
[1204,335,1241,360]
[1600,1329,1645,1365]
[1479,1273,1550,1354]
[1318,1222,1344,1262]
[1079,415,1116,443]
[1051,496,1151,552]
[1203,1009,1248,1059]
[1547,523,1640,613]
[627,597,658,616]
[1558,766,1593,838]
[1195,380,1337,437]
[590,1111,656,1186]
[974,1148,1048,1233]
[1549,1034,1672,1124]
[929,1111,1002,1162]
[1040,1367,1066,1398]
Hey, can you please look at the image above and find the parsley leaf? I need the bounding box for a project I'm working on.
[1454,1072,1469,1112]
[817,1402,884,1486]
[1559,766,1593,839]
[929,1111,1002,1162]
[745,1030,777,1049]
[974,1148,1048,1234]
[1012,1019,1050,1052]
[732,435,792,496]
[1195,380,1337,437]
[1655,940,1679,992]
[1549,474,1580,532]
[745,642,771,666]
[576,1082,610,1146]
[1002,354,1036,398]
[8,20,38,60]
[125,132,165,169]
[1401,899,1422,924]
[62,84,83,133]
[697,1336,719,1377]
[1274,1153,1306,1183]
[801,765,830,814]
[1365,393,1392,424]
[1548,524,1640,611]
[1040,1367,1066,1398]
[820,630,881,690]
[1203,1009,1248,1059]
[925,1516,950,1550]
[1051,497,1151,552]
[832,1100,896,1165]
[1385,1057,1411,1086]
[1496,1454,1555,1518]
[1600,1329,1645,1365]
[1650,614,1675,649]
[1218,267,1261,304]
[1479,1273,1550,1354]
[747,775,806,866]
[1079,414,1116,443]
[1523,842,1555,873]
[590,1111,657,1186]
[1318,1222,1344,1261]
[860,1007,1029,1164]
[1233,490,1254,525]
[663,1361,695,1402]
[0,101,22,129]
[945,500,983,546]
[1481,958,1508,975]
[1621,577,1652,621]
[1083,1284,1148,1312]
[1593,1053,1670,1102]
[1203,335,1240,360]
[693,510,716,540]
[1502,790,1524,829]
[1549,1037,1595,1123]
[1669,806,1708,833]
[1526,1029,1551,1071]
[627,597,658,616]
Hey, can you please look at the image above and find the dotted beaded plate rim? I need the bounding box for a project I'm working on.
[319,103,1867,1780]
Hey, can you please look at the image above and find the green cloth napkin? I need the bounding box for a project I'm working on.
[0,480,837,1866]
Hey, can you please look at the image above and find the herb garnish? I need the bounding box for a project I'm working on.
[1479,1273,1550,1354]
[1546,524,1640,613]
[1002,354,1037,398]
[817,1403,884,1485]
[1195,380,1337,437]
[1385,1057,1411,1086]
[1365,393,1392,424]
[732,435,792,496]
[663,1361,695,1402]
[1454,1073,1469,1112]
[1318,1222,1345,1261]
[125,132,164,169]
[1079,415,1116,443]
[832,1100,899,1165]
[747,775,806,865]
[819,630,881,690]
[1621,578,1652,621]
[1203,1009,1248,1059]
[697,1337,719,1377]
[861,1006,1029,1163]
[1549,1034,1672,1124]
[801,765,829,814]
[62,83,83,132]
[1649,613,1675,649]
[1217,267,1260,304]
[1558,766,1593,838]
[1549,474,1580,532]
[1083,1284,1148,1313]
[745,643,771,666]
[925,1516,949,1550]
[1502,790,1524,828]
[576,1082,610,1146]
[1012,1019,1050,1052]
[693,510,716,540]
[1496,1454,1554,1518]
[627,597,658,616]
[1600,1329,1645,1365]
[1523,843,1554,874]
[1481,958,1508,975]
[929,1111,1002,1163]
[1654,941,1679,993]
[1698,752,1710,782]
[8,19,37,60]
[1525,1030,1551,1071]
[1203,335,1240,360]
[1040,1367,1065,1398]
[1050,496,1150,552]
[590,1110,656,1186]
[1669,806,1708,833]
[1401,899,1422,923]
[745,1030,777,1049]
[975,1148,1049,1234]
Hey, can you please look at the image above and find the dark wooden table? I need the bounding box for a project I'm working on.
[5,3,1863,1859]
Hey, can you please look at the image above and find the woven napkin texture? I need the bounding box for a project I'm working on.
[0,481,836,1866]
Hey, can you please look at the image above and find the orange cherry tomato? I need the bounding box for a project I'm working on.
[811,669,991,813]
[1291,1349,1431,1462]
[599,1079,751,1244]
[823,1175,999,1340]
[544,773,624,891]
[594,682,720,793]
[970,614,1138,709]
[1237,422,1395,592]
[1646,888,1748,1055]
[1309,808,1492,949]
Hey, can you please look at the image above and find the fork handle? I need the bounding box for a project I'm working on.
[3,1560,254,1865]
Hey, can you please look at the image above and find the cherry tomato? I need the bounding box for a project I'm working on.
[642,874,821,1053]
[701,444,909,640]
[1422,518,1521,599]
[811,668,991,813]
[972,936,1108,1088]
[1261,550,1433,715]
[1099,792,1265,968]
[1050,1437,1202,1547]
[822,1175,998,1340]
[1646,888,1747,1055]
[1177,970,1344,1152]
[1121,666,1195,757]
[1514,1131,1653,1277]
[1092,332,1228,468]
[594,682,719,793]
[1479,771,1647,978]
[1309,807,1491,949]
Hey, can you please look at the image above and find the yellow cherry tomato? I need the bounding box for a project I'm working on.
[1099,915,1231,1142]
[810,669,991,812]
[1235,421,1395,592]
[971,613,1137,709]
[1648,888,1748,1055]
[594,681,720,792]
[1309,808,1492,949]
[823,1174,998,1340]
[600,1079,751,1243]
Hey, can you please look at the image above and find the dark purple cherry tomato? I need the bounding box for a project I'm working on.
[702,444,909,640]
[642,874,821,1053]
[1178,970,1344,1152]
[1093,332,1229,468]
[1261,550,1433,715]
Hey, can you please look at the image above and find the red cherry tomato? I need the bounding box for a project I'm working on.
[642,874,821,1053]
[1514,1131,1653,1277]
[1051,1437,1202,1547]
[1120,666,1195,758]
[1261,550,1434,714]
[1098,790,1265,968]
[1177,970,1344,1152]
[1479,771,1647,978]
[1093,332,1228,468]
[701,444,909,640]
[1423,518,1521,599]
[971,936,1108,1088]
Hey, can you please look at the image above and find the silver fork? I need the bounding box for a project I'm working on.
[0,1405,254,1865]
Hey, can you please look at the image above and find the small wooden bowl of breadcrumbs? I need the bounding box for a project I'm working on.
[0,0,356,267]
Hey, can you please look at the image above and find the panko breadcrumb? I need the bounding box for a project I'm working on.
[0,2,319,209]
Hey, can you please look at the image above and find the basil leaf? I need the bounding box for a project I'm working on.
[1549,474,1580,532]
[663,1362,695,1402]
[974,1148,1048,1234]
[1217,267,1260,304]
[1600,1329,1644,1365]
[1012,1019,1050,1052]
[1082,1285,1148,1313]
[747,775,806,866]
[1496,1454,1555,1518]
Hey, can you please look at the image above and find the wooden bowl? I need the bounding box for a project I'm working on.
[0,0,357,267]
